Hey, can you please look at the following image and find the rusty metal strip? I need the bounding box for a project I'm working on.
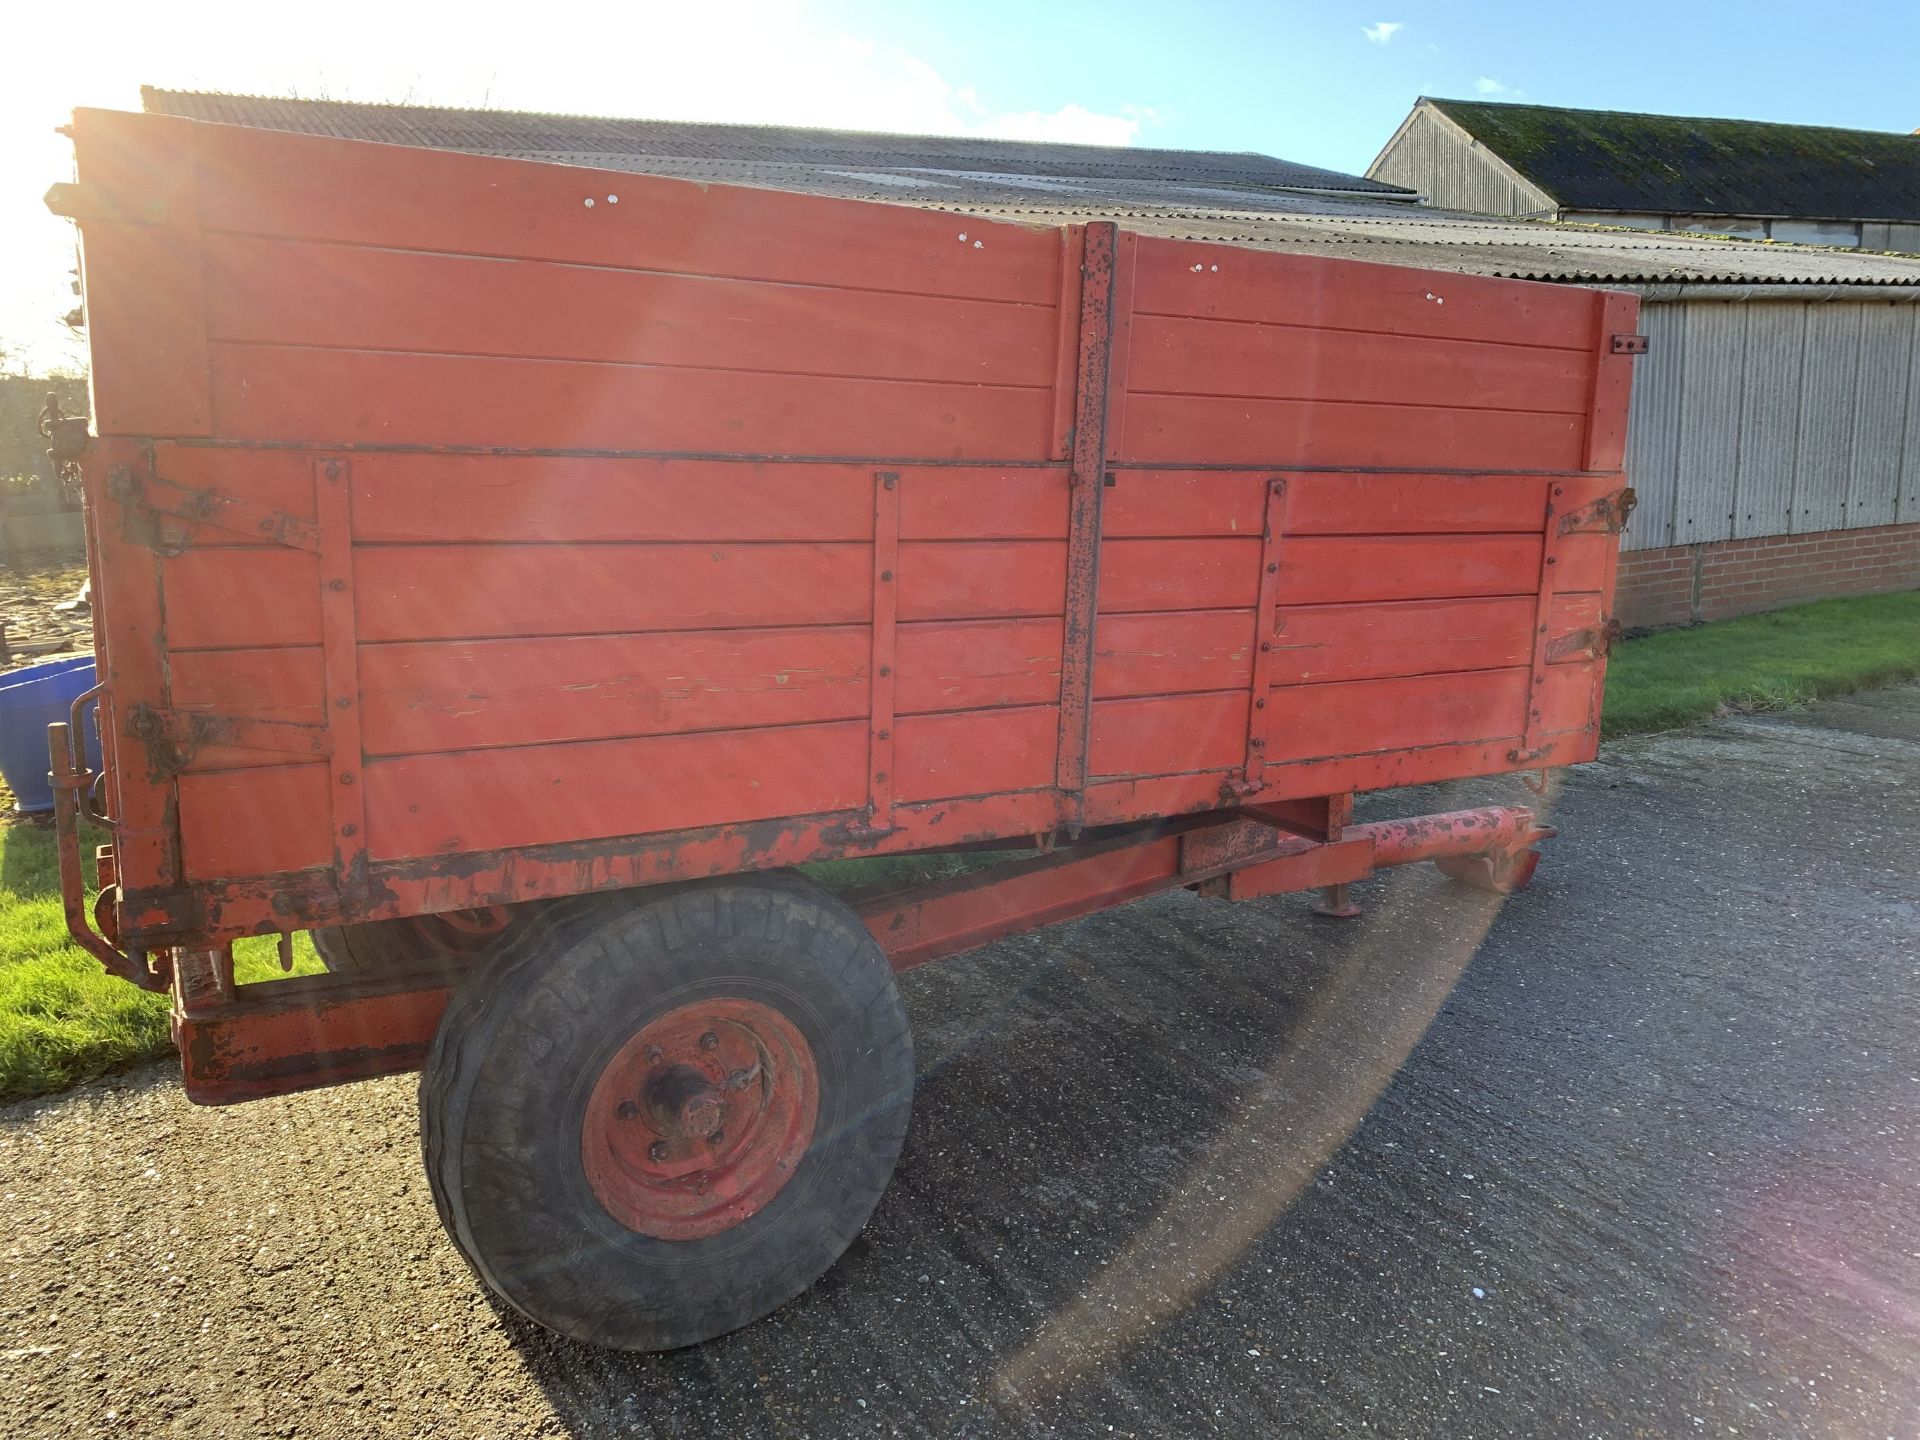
[107,461,319,555]
[1055,221,1120,828]
[124,702,332,779]
[1240,477,1288,791]
[1047,227,1084,461]
[1514,482,1566,760]
[1557,488,1638,536]
[313,458,368,877]
[866,470,901,837]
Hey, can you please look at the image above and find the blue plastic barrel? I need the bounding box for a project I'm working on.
[0,655,102,813]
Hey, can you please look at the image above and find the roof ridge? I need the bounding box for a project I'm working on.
[1422,95,1920,144]
[138,86,1303,167]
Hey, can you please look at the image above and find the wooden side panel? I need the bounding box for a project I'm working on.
[1116,239,1598,471]
[73,110,1636,924]
[183,117,1062,304]
[202,234,1058,387]
[178,765,332,880]
[69,111,211,437]
[1262,669,1533,765]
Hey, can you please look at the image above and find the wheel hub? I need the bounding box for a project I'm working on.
[581,999,819,1240]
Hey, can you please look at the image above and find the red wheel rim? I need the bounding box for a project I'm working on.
[581,998,820,1241]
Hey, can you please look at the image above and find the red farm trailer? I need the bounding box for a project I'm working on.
[45,108,1637,1350]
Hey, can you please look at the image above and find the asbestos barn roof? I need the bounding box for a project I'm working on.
[1422,98,1920,222]
[943,201,1920,288]
[139,89,1920,290]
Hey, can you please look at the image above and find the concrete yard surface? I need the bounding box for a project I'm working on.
[3,686,1918,1438]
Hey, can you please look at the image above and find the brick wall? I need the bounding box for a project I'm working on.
[1615,523,1920,631]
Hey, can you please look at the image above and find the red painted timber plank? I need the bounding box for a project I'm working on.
[896,542,1067,622]
[1118,393,1585,470]
[1094,610,1253,696]
[163,549,320,649]
[69,111,211,437]
[896,619,1062,713]
[343,457,1070,545]
[1130,239,1600,351]
[202,234,1059,388]
[1269,593,1604,685]
[1090,691,1246,778]
[206,344,1056,459]
[1260,668,1532,764]
[184,116,1063,305]
[1101,470,1553,539]
[1128,315,1592,414]
[358,629,871,755]
[178,763,332,880]
[364,721,870,860]
[170,646,328,772]
[893,706,1059,803]
[354,544,870,642]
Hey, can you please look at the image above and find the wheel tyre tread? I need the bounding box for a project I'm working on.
[418,874,911,1351]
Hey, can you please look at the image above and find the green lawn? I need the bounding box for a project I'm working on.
[0,590,1913,1104]
[1601,591,1920,737]
[0,823,319,1103]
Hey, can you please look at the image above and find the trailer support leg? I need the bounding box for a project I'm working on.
[1314,883,1362,919]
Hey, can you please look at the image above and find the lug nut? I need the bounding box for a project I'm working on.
[617,1100,639,1121]
[699,1031,719,1051]
[644,1044,663,1064]
[648,1140,668,1162]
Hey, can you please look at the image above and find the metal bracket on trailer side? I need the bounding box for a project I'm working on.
[107,461,320,557]
[1557,487,1637,536]
[124,701,333,781]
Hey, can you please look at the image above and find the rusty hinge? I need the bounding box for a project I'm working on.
[107,463,319,558]
[44,182,168,226]
[1557,487,1637,536]
[126,703,332,781]
[1545,616,1623,664]
[1610,333,1649,355]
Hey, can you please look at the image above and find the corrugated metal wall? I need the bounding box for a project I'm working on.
[1367,107,1555,216]
[1622,299,1920,550]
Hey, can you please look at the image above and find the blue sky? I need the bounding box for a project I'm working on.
[5,0,1919,369]
[816,0,1920,173]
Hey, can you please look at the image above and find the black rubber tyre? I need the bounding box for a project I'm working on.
[311,905,541,974]
[418,872,914,1351]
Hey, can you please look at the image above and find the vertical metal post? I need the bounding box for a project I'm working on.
[1516,482,1566,759]
[1055,222,1120,829]
[1242,477,1288,791]
[867,470,901,836]
[314,458,367,878]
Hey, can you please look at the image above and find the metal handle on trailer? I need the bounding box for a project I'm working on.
[47,695,167,993]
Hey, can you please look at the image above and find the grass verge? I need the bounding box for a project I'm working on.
[1,590,1913,1103]
[1601,591,1920,737]
[0,822,318,1104]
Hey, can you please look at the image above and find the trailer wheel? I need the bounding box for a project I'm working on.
[419,872,912,1351]
[311,905,526,973]
[1436,846,1541,895]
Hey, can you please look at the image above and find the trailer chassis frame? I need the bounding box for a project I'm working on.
[145,795,1551,1105]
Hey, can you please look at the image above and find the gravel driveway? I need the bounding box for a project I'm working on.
[5,686,1918,1438]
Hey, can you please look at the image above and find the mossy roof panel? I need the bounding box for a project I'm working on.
[1429,99,1920,221]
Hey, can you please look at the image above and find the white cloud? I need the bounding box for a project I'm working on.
[1474,76,1523,98]
[1363,21,1404,44]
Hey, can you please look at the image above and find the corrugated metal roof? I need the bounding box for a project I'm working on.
[139,88,1920,289]
[1422,98,1920,222]
[936,202,1920,287]
[141,88,1414,197]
